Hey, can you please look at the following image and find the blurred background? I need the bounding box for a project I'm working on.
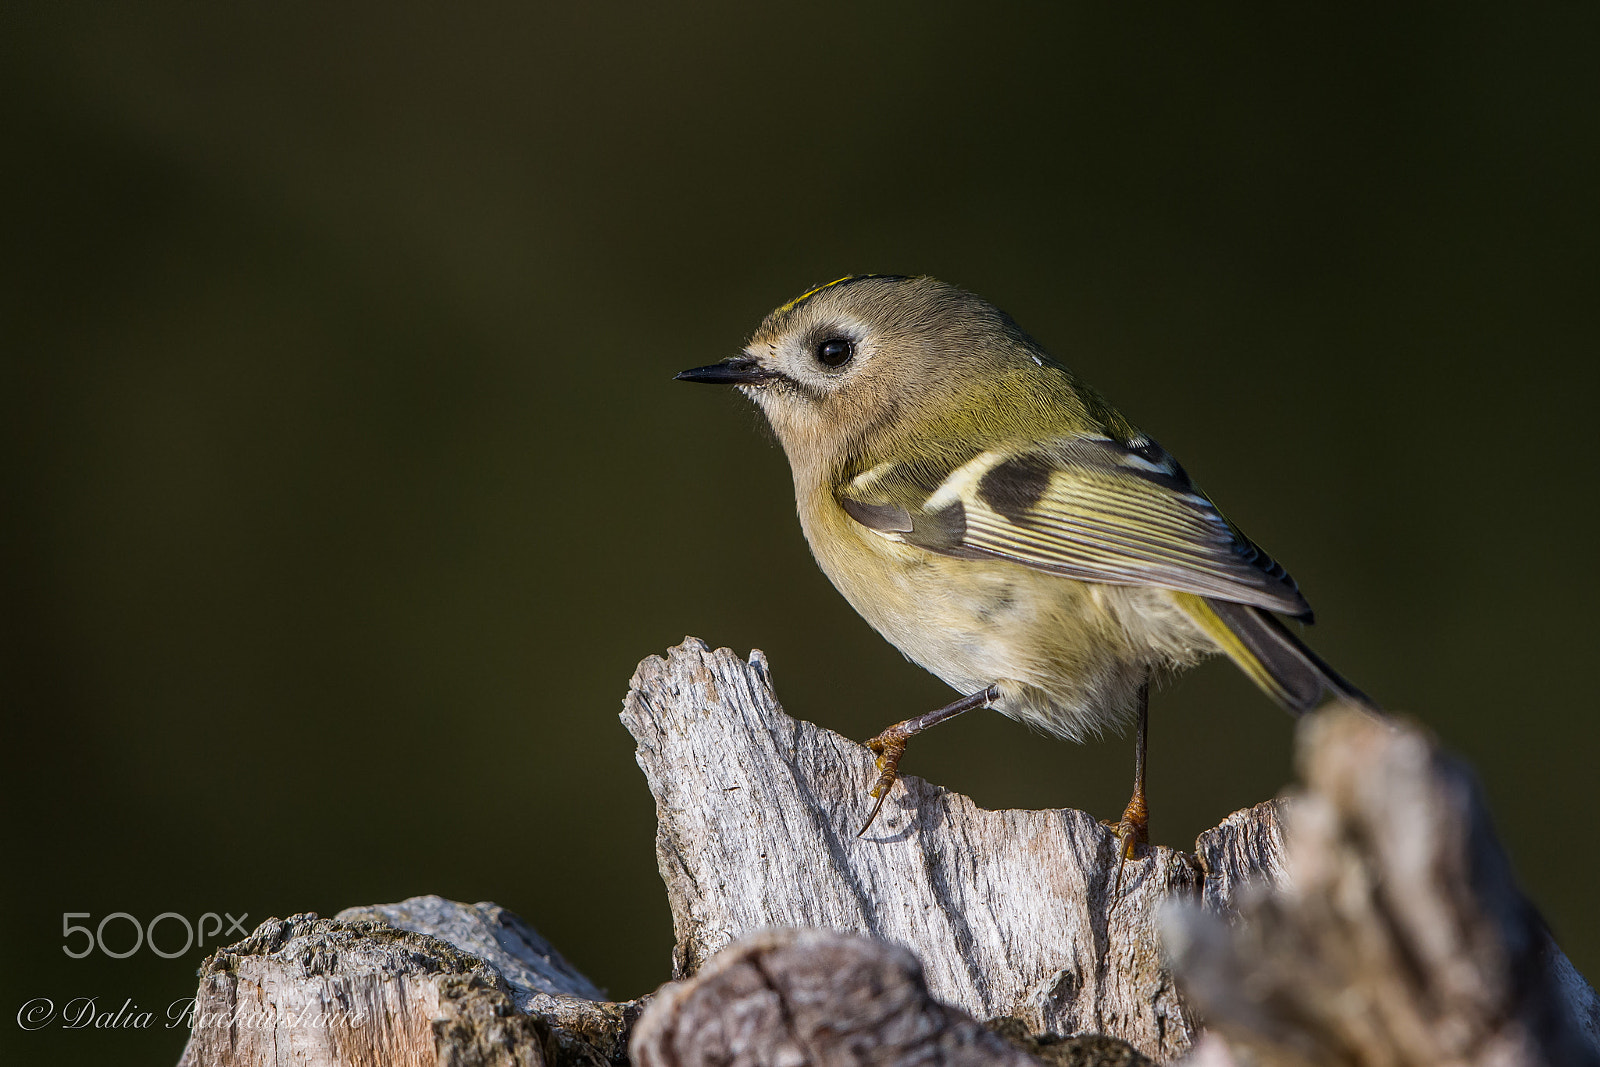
[3,5,1597,1063]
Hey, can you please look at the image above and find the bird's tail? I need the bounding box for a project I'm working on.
[1173,592,1377,713]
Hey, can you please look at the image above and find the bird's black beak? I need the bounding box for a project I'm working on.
[674,357,779,385]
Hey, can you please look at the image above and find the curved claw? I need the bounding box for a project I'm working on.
[1104,802,1148,896]
[854,685,998,839]
[858,790,891,837]
[857,740,907,837]
[1110,821,1140,896]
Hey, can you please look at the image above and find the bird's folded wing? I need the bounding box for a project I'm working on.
[838,435,1312,619]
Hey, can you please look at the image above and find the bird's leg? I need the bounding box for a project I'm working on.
[859,683,1000,837]
[1107,682,1151,894]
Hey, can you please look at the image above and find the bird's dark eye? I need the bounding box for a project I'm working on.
[816,337,854,368]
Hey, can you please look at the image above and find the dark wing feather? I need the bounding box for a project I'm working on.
[839,435,1312,618]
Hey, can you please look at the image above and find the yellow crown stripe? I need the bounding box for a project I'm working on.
[772,276,860,316]
[772,274,907,317]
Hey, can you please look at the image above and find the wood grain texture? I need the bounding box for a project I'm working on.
[621,638,1600,1066]
[628,928,1055,1067]
[336,897,639,1066]
[621,638,1239,1060]
[174,638,1600,1067]
[175,899,636,1067]
[175,911,547,1067]
[1193,800,1290,915]
[1165,706,1600,1066]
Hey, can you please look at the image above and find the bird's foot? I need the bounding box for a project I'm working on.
[858,726,912,836]
[1102,792,1149,895]
[854,687,998,838]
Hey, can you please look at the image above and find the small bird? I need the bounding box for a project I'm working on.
[677,275,1372,875]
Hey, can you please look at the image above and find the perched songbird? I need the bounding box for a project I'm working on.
[677,275,1373,872]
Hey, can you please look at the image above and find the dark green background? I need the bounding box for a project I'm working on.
[4,5,1597,1063]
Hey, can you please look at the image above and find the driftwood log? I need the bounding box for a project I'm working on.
[175,637,1600,1066]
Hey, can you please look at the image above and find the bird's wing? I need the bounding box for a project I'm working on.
[838,435,1312,618]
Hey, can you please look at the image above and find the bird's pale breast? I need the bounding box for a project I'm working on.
[798,485,1216,742]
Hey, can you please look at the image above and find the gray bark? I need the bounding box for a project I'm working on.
[620,638,1279,1060]
[1164,707,1600,1066]
[336,898,639,1065]
[621,638,1600,1065]
[628,928,1053,1067]
[173,637,1600,1067]
[174,897,638,1067]
[174,908,549,1067]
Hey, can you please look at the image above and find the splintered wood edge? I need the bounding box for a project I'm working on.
[624,636,1288,893]
[621,639,1600,1065]
[619,637,1294,1061]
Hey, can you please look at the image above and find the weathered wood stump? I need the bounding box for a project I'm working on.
[174,638,1600,1067]
[619,639,1278,1058]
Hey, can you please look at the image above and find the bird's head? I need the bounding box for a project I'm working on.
[677,275,1075,480]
